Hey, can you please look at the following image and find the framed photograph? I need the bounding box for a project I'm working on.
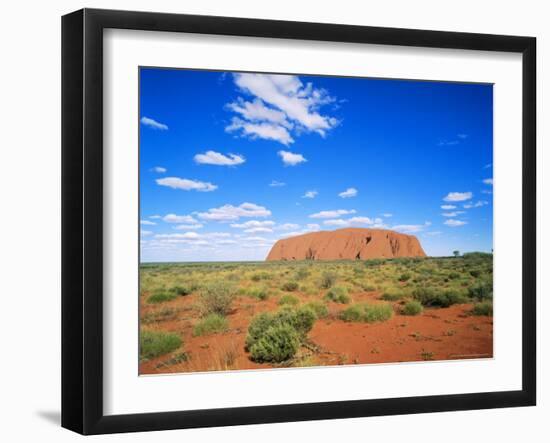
[62,8,536,435]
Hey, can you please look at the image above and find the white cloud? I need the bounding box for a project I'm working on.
[392,222,431,233]
[483,178,493,186]
[225,73,339,145]
[230,220,275,229]
[151,166,167,173]
[443,191,473,202]
[162,214,198,224]
[140,220,156,225]
[323,219,350,227]
[277,223,300,231]
[173,224,203,230]
[484,163,493,169]
[140,116,168,130]
[306,223,320,231]
[140,230,153,236]
[226,118,294,145]
[441,204,457,210]
[481,189,493,195]
[243,236,269,242]
[339,187,358,198]
[244,227,274,233]
[156,177,217,192]
[444,219,468,227]
[197,203,271,221]
[382,213,393,217]
[217,239,238,245]
[269,180,286,187]
[156,232,201,240]
[442,211,466,217]
[302,190,318,199]
[278,150,307,166]
[194,150,245,166]
[310,209,356,219]
[149,215,162,219]
[463,200,489,209]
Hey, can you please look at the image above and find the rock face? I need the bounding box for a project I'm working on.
[266,228,426,261]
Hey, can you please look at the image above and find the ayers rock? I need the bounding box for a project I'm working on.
[266,228,426,261]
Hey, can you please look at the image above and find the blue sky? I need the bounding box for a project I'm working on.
[139,68,493,262]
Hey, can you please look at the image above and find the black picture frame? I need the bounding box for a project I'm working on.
[62,8,536,435]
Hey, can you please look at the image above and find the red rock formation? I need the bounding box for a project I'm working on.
[266,228,426,261]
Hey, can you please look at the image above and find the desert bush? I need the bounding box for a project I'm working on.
[198,281,236,316]
[412,287,468,307]
[304,301,329,319]
[141,307,176,324]
[469,269,482,278]
[140,330,182,361]
[324,286,350,304]
[472,301,493,316]
[249,323,300,363]
[193,313,228,336]
[319,271,337,289]
[281,281,299,292]
[279,294,299,306]
[398,273,411,282]
[247,286,269,301]
[170,285,192,296]
[401,300,423,316]
[468,280,493,301]
[339,303,393,323]
[251,272,271,282]
[147,290,177,304]
[294,268,311,280]
[380,288,403,301]
[246,306,317,362]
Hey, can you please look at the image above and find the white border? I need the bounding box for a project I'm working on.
[103,29,523,415]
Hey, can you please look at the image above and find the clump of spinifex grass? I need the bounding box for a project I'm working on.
[197,281,236,316]
[193,314,229,336]
[147,290,177,304]
[401,300,423,316]
[339,303,393,323]
[324,286,350,304]
[471,301,493,316]
[140,330,182,361]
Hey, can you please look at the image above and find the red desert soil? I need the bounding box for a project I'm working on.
[266,228,426,261]
[139,289,493,375]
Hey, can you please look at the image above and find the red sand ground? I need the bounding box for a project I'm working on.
[139,289,493,375]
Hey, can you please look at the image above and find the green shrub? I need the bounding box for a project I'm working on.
[279,294,299,306]
[363,303,394,323]
[295,268,311,280]
[412,287,468,307]
[245,307,317,361]
[281,281,299,292]
[193,314,228,336]
[198,281,236,316]
[249,323,300,363]
[380,288,403,301]
[147,291,177,304]
[319,271,337,289]
[325,286,350,304]
[251,272,271,282]
[339,303,393,323]
[247,286,269,300]
[304,301,329,319]
[468,280,493,301]
[469,269,482,278]
[140,330,182,361]
[398,273,411,282]
[401,300,423,316]
[472,301,493,316]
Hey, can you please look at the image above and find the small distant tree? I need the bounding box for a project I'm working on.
[453,250,460,258]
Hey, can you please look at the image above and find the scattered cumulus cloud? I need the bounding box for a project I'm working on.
[151,166,167,173]
[156,177,217,192]
[230,220,275,229]
[140,230,153,236]
[444,219,468,227]
[269,180,286,187]
[392,222,431,233]
[441,204,457,210]
[310,209,356,219]
[443,191,473,202]
[149,215,162,219]
[463,200,488,209]
[140,220,156,225]
[338,187,358,198]
[442,211,466,217]
[162,214,198,224]
[306,223,320,231]
[194,150,245,166]
[173,224,203,230]
[483,178,493,185]
[278,150,307,166]
[225,73,339,145]
[302,190,318,199]
[197,203,271,221]
[277,223,300,231]
[140,116,168,130]
[382,213,393,218]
